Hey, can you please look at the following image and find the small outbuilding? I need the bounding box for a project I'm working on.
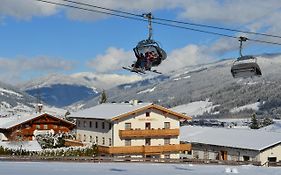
[180,126,281,165]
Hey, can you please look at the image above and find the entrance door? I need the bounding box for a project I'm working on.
[220,151,227,160]
[268,157,277,162]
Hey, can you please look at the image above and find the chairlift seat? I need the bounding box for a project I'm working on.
[231,61,262,78]
[134,39,167,67]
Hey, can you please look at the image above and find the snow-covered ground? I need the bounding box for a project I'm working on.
[137,86,156,94]
[230,102,260,113]
[172,99,220,117]
[0,87,22,97]
[0,162,279,175]
[259,120,281,133]
[0,140,42,152]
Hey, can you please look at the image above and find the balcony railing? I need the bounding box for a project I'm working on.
[98,144,191,155]
[119,128,179,138]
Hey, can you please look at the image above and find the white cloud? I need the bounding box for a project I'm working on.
[0,0,59,20]
[87,47,133,73]
[0,56,74,71]
[159,44,214,73]
[2,0,281,40]
[0,56,75,84]
[71,72,142,89]
[87,44,218,74]
[178,0,281,24]
[64,0,178,21]
[204,37,238,56]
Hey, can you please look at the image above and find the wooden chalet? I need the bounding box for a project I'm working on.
[0,113,75,141]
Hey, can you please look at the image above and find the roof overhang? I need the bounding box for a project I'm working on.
[1,113,75,131]
[111,104,192,121]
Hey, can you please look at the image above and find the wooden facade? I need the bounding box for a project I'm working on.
[1,113,75,141]
[119,128,179,139]
[98,144,191,155]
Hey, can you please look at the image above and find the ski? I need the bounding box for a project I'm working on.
[122,66,146,74]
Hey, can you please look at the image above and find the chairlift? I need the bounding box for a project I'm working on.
[231,36,262,78]
[133,13,167,68]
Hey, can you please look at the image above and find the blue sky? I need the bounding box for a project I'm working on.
[0,0,281,85]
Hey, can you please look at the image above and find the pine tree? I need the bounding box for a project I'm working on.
[250,113,259,129]
[262,117,273,127]
[99,90,107,104]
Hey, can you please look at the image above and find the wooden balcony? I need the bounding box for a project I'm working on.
[119,128,179,138]
[98,144,191,155]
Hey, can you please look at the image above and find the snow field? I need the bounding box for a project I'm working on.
[0,162,280,175]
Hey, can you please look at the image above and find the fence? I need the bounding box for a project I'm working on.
[0,156,262,166]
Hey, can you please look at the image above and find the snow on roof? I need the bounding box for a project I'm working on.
[180,126,281,151]
[70,103,152,120]
[0,114,35,129]
[0,112,71,129]
[0,140,42,152]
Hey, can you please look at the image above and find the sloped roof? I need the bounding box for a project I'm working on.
[180,126,281,151]
[0,113,75,129]
[70,103,191,121]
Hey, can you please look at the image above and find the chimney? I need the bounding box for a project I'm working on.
[132,100,138,106]
[37,103,43,113]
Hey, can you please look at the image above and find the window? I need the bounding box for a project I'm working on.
[102,137,105,145]
[164,154,170,159]
[109,123,112,130]
[89,121,92,128]
[109,138,112,146]
[96,136,98,144]
[95,121,98,128]
[89,136,93,143]
[53,125,58,129]
[83,121,87,127]
[185,150,192,155]
[43,125,48,130]
[145,122,151,130]
[125,139,131,146]
[268,157,277,162]
[25,124,30,128]
[146,112,150,117]
[77,120,80,127]
[243,156,250,161]
[145,138,151,146]
[83,134,86,142]
[164,138,170,145]
[164,122,170,129]
[125,123,131,130]
[102,122,105,129]
[36,125,40,129]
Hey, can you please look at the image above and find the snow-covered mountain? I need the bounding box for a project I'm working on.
[0,81,37,116]
[81,54,281,118]
[18,73,141,108]
[19,73,99,108]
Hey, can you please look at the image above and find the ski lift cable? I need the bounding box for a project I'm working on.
[34,0,146,21]
[34,0,281,46]
[61,0,143,18]
[61,0,281,39]
[34,0,237,39]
